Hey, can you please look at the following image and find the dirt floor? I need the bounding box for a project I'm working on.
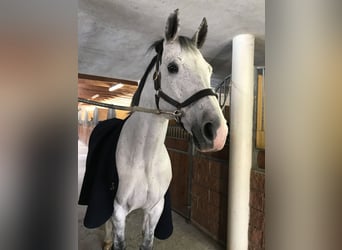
[78,140,224,250]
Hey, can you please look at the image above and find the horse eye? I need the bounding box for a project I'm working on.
[167,62,178,74]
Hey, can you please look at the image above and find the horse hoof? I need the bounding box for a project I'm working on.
[103,241,113,250]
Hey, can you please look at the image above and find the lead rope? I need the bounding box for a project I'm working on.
[78,98,183,120]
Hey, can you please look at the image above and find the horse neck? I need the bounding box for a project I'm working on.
[138,74,158,110]
[128,76,169,154]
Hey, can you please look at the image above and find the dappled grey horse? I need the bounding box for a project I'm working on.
[104,9,228,250]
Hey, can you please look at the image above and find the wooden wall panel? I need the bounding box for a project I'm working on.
[168,150,189,217]
[191,156,229,244]
[165,129,229,246]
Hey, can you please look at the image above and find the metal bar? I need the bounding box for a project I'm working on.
[186,136,194,222]
[214,75,232,109]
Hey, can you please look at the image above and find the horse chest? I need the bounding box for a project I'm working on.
[116,168,171,211]
[116,146,172,210]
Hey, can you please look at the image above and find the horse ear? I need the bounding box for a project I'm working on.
[192,17,208,49]
[165,9,180,42]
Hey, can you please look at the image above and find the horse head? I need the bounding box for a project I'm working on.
[158,9,228,152]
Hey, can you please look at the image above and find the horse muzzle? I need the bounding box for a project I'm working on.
[191,119,228,152]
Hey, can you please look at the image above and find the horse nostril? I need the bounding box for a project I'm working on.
[203,122,214,141]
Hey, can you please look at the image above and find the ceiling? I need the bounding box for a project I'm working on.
[78,0,265,105]
[78,74,138,106]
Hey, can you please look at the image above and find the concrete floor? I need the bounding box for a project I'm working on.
[78,140,224,250]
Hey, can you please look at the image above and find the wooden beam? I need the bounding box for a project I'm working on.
[256,74,265,149]
[78,73,138,86]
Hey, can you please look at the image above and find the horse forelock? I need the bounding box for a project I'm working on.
[178,36,198,52]
[150,36,197,54]
[131,36,199,107]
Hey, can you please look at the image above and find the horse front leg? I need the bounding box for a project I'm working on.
[103,219,114,250]
[112,201,128,250]
[140,198,164,250]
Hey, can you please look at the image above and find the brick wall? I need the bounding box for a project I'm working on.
[248,150,265,250]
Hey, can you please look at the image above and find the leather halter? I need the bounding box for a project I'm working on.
[152,50,217,123]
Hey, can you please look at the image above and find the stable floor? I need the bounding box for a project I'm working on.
[78,140,223,250]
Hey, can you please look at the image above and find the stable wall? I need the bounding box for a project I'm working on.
[77,107,130,145]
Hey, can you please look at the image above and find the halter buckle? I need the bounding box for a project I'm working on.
[153,71,159,81]
[172,110,184,123]
[173,110,183,117]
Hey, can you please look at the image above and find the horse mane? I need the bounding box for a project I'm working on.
[130,36,197,106]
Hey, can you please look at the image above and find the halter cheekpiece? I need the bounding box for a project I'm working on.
[152,47,217,123]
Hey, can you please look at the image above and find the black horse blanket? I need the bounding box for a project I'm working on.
[78,117,173,240]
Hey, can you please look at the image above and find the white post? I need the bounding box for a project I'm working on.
[227,34,255,250]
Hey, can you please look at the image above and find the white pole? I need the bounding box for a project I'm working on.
[227,34,255,250]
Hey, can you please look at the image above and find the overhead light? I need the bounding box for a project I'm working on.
[109,83,124,92]
[91,94,99,99]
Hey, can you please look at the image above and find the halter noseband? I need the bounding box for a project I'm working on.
[152,50,217,123]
